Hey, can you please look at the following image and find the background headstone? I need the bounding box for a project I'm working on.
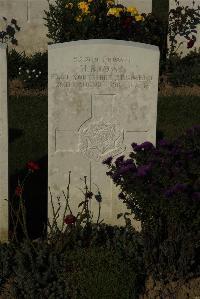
[48,39,160,230]
[168,0,200,56]
[0,43,8,242]
[0,0,50,55]
[116,0,152,13]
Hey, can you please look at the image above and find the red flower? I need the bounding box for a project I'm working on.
[64,214,76,225]
[15,185,23,197]
[187,37,196,49]
[27,161,40,172]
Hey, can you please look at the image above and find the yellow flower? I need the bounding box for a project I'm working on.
[65,2,73,9]
[126,7,138,15]
[107,7,123,17]
[75,15,83,22]
[135,15,144,21]
[88,0,93,2]
[78,1,90,13]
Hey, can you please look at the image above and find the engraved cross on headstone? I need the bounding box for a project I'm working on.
[55,93,148,160]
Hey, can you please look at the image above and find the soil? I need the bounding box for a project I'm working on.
[8,79,200,97]
[139,276,200,299]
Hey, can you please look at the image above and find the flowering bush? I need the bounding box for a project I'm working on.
[44,0,164,49]
[10,51,48,90]
[168,0,200,57]
[103,125,200,280]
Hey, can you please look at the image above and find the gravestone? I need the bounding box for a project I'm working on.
[0,43,8,242]
[168,0,200,56]
[116,0,152,13]
[0,0,49,54]
[48,39,159,230]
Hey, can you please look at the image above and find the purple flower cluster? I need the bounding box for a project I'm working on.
[164,183,188,198]
[136,164,152,177]
[131,141,155,152]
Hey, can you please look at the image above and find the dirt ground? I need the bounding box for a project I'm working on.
[139,276,200,299]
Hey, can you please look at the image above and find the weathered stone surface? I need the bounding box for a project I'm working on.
[0,0,50,54]
[48,39,159,229]
[0,43,8,242]
[116,0,152,13]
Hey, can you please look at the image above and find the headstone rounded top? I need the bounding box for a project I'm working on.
[48,39,159,52]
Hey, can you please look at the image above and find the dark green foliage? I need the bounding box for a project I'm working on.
[7,49,27,80]
[8,50,48,90]
[0,242,15,292]
[0,224,145,298]
[167,49,200,86]
[104,125,200,281]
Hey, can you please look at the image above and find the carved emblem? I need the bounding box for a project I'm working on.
[78,119,126,162]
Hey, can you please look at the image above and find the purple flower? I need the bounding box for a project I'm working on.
[95,193,102,203]
[192,192,200,200]
[102,156,113,166]
[111,171,121,182]
[136,164,152,177]
[118,164,136,175]
[131,141,154,152]
[131,142,138,150]
[173,183,188,193]
[158,139,170,147]
[122,159,134,166]
[164,189,174,198]
[164,183,188,198]
[115,155,125,167]
[187,124,200,135]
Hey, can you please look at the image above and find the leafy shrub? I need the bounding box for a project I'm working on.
[7,49,27,80]
[0,242,15,293]
[168,0,200,57]
[167,49,200,86]
[103,125,200,281]
[8,50,48,90]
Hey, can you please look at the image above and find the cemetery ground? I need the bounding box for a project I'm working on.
[0,80,198,298]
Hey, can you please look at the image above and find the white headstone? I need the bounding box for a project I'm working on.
[48,39,159,230]
[116,0,152,13]
[168,0,200,56]
[0,43,8,242]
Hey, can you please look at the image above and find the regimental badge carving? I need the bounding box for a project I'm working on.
[78,119,126,162]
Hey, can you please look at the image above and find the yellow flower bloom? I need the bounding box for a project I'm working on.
[65,2,73,9]
[135,15,144,21]
[107,7,123,17]
[78,1,90,13]
[88,0,93,2]
[126,7,138,15]
[75,15,83,22]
